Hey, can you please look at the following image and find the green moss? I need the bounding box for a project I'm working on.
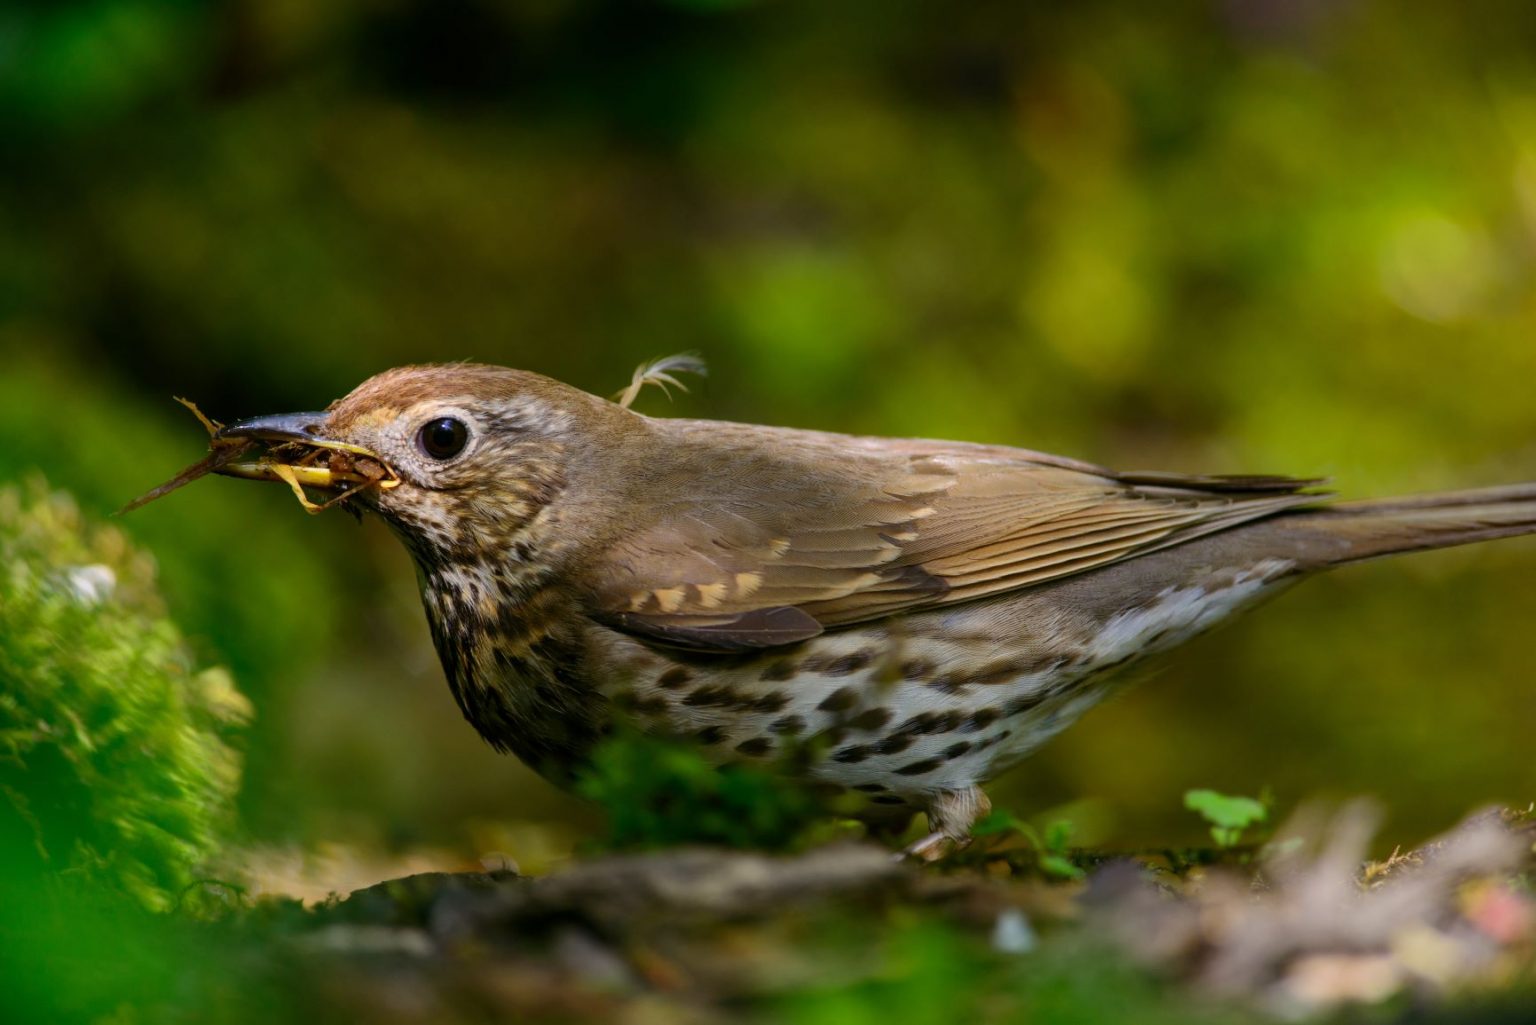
[0,480,249,911]
[0,353,345,835]
[576,730,825,851]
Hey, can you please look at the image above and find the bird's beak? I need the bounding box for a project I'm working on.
[215,411,336,446]
[119,404,399,517]
[211,412,398,502]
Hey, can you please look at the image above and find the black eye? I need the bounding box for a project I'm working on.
[417,417,468,460]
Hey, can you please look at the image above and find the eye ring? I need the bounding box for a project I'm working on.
[417,417,469,460]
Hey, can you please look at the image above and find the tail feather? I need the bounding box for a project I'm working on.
[1273,483,1536,568]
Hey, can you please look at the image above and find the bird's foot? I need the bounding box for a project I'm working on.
[895,785,991,863]
[897,830,966,862]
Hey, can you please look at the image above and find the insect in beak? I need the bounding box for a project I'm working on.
[119,401,400,516]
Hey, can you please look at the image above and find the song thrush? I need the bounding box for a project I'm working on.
[201,363,1536,853]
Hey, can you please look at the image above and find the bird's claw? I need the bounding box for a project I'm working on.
[896,830,968,863]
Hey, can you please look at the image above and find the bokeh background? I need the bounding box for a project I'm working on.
[4,0,1536,872]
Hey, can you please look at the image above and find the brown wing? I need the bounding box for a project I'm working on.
[587,425,1323,652]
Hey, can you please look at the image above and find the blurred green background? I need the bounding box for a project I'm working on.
[3,0,1535,872]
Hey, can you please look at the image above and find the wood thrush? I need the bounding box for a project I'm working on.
[200,363,1536,854]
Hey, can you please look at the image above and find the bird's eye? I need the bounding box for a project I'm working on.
[417,417,469,460]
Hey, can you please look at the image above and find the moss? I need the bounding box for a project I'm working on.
[0,480,249,911]
[576,730,826,851]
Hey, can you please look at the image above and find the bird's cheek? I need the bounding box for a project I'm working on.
[366,480,420,519]
[427,459,490,491]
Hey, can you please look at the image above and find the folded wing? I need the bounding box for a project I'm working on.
[587,429,1322,652]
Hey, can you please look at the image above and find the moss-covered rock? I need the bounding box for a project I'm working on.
[0,480,249,911]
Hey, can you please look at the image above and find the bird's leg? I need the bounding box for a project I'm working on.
[900,786,991,862]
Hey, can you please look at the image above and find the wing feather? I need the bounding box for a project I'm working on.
[585,425,1324,652]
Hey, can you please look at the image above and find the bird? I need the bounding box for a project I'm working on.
[199,361,1536,856]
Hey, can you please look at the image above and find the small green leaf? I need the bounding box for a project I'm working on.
[971,810,1030,837]
[1038,853,1086,881]
[1043,819,1073,854]
[1183,789,1268,848]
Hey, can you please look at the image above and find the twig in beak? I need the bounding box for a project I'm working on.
[175,396,224,438]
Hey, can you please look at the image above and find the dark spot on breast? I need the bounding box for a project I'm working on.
[657,667,691,690]
[684,685,738,708]
[943,741,973,759]
[751,692,790,714]
[847,707,892,731]
[805,650,875,676]
[927,673,970,695]
[832,745,871,763]
[760,659,798,682]
[872,735,912,755]
[817,686,858,712]
[894,711,961,736]
[695,725,727,745]
[448,590,474,624]
[895,757,943,776]
[495,598,522,637]
[853,782,888,793]
[770,714,806,735]
[961,708,1002,732]
[1089,653,1137,676]
[969,660,1031,686]
[899,658,934,681]
[816,726,848,747]
[734,737,772,757]
[1005,694,1047,716]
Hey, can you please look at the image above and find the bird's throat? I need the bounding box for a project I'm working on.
[416,559,605,783]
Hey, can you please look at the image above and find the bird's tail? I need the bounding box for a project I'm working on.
[1266,483,1536,569]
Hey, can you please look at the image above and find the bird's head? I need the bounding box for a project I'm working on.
[214,364,639,567]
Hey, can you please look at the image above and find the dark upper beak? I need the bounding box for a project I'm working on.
[215,411,334,445]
